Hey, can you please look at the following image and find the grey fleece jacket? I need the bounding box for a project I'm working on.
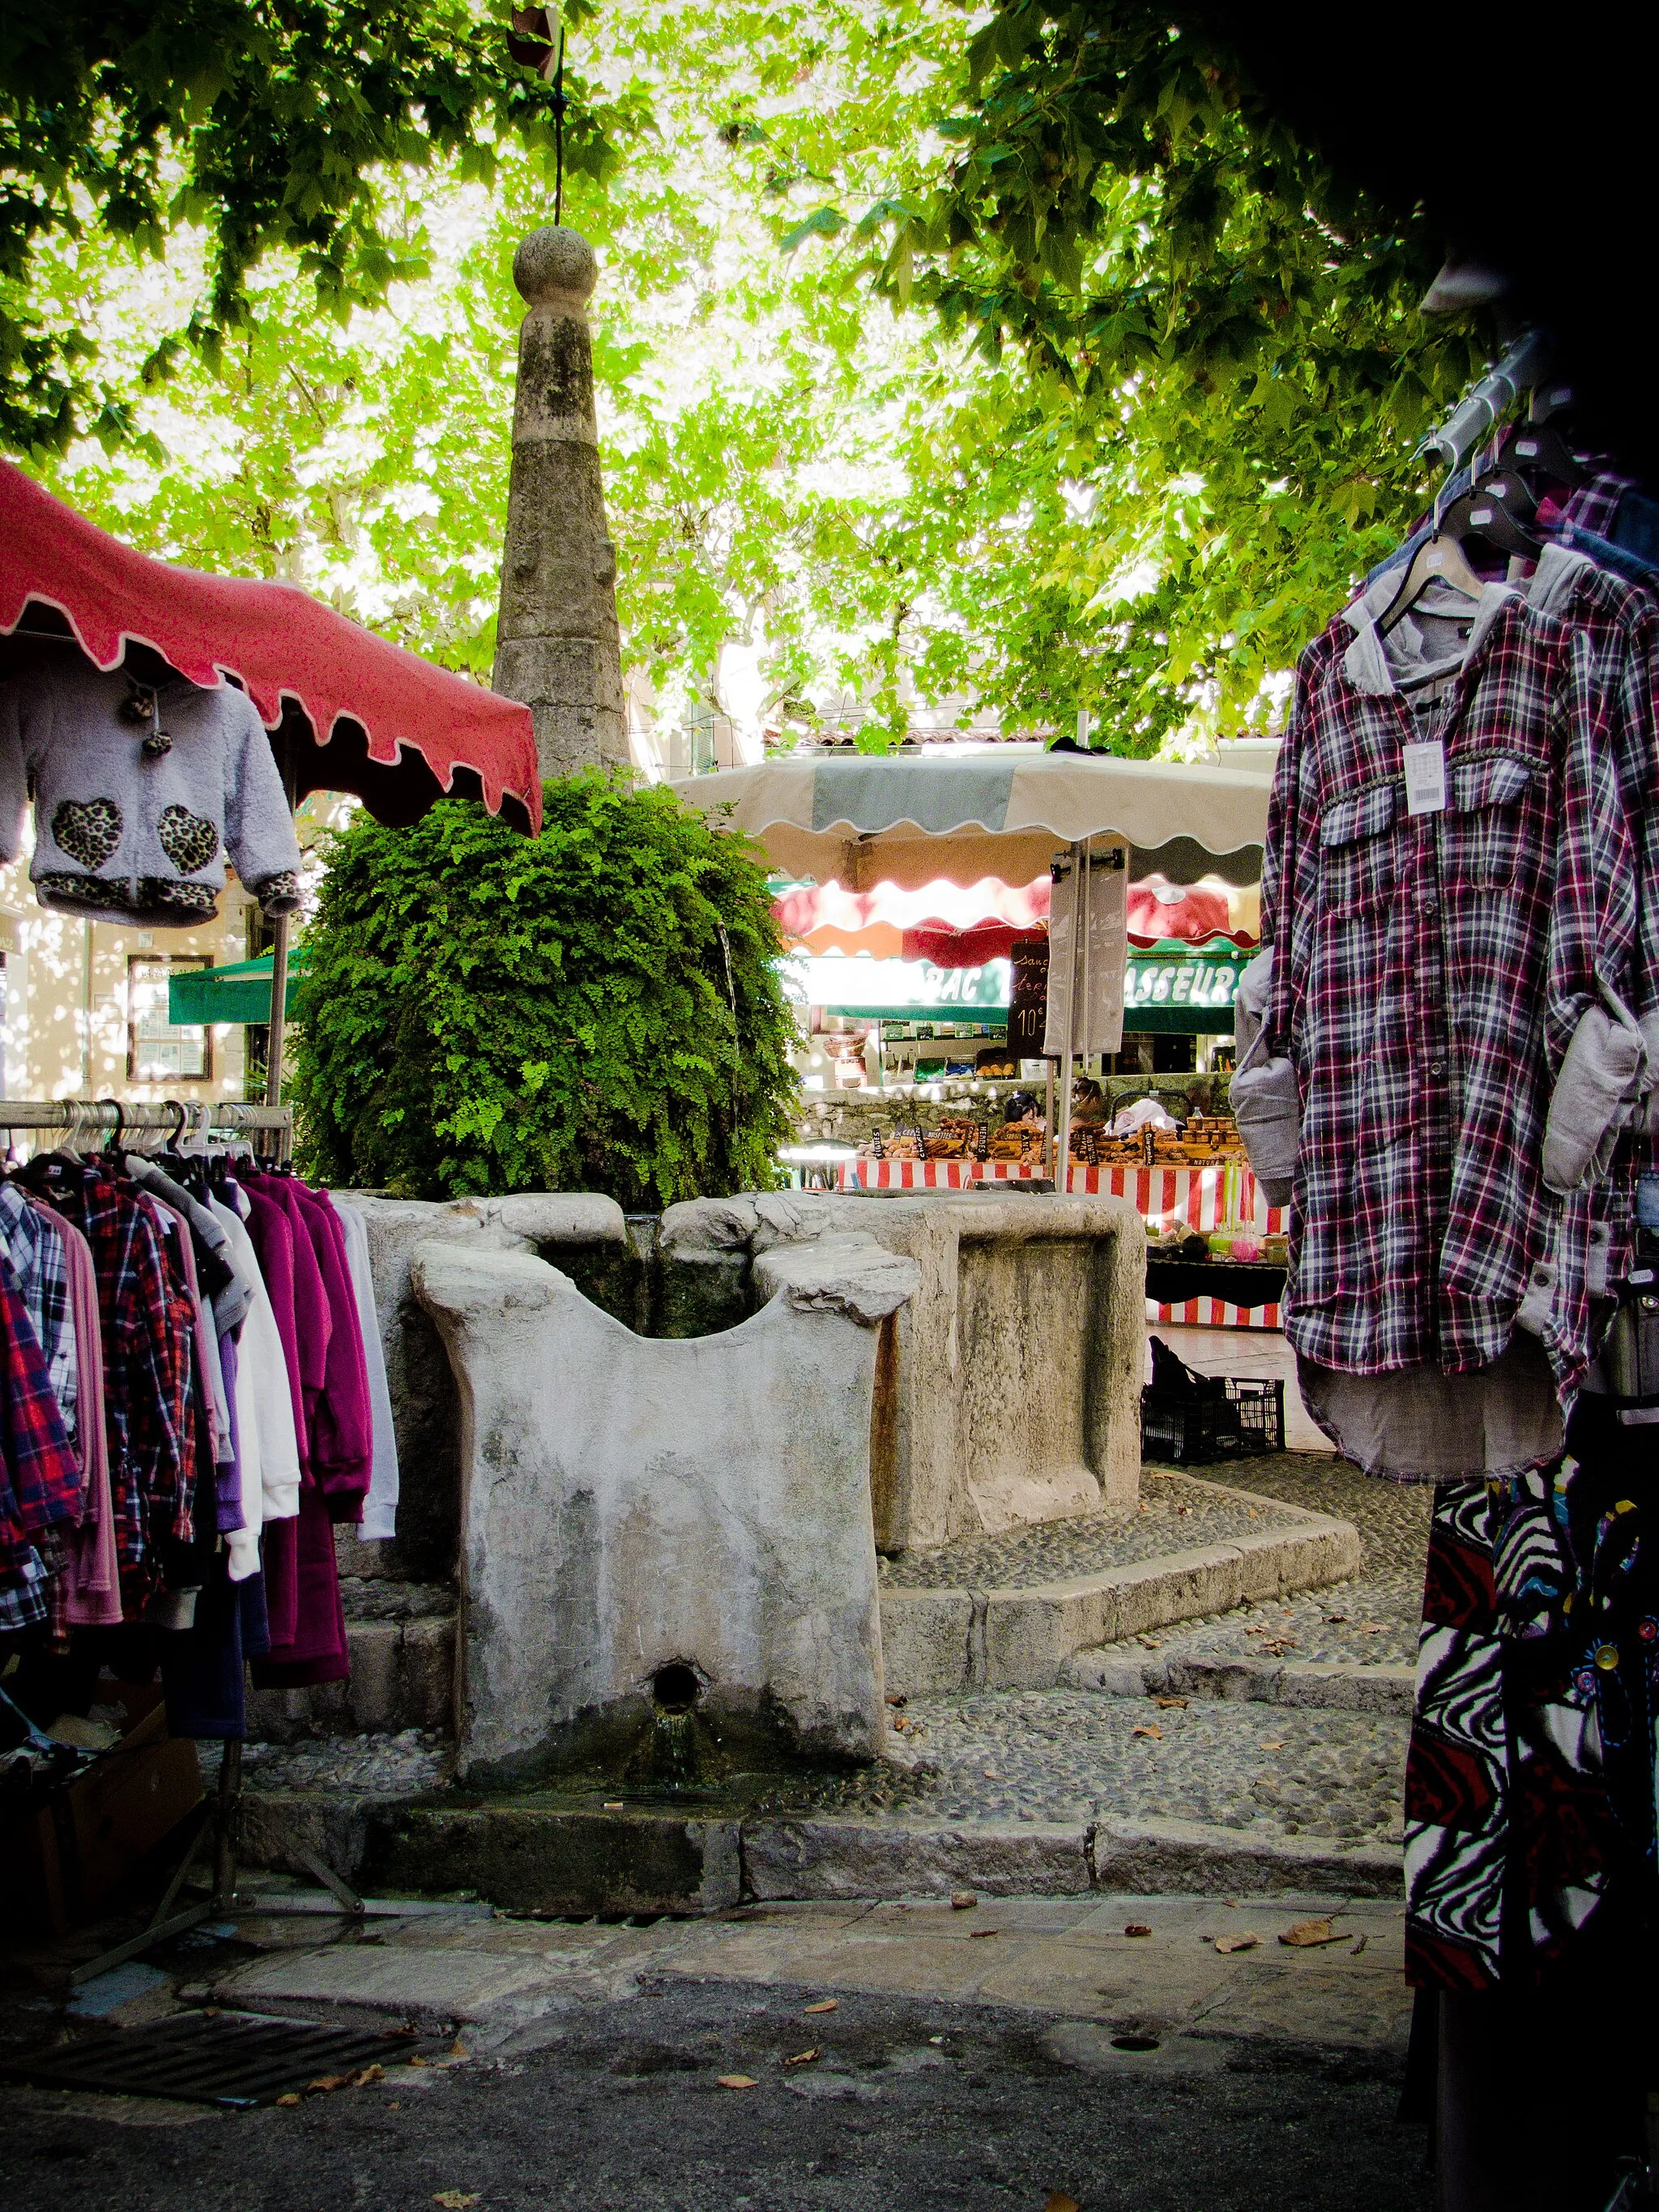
[0,662,302,926]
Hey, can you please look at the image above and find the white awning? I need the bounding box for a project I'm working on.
[670,752,1269,889]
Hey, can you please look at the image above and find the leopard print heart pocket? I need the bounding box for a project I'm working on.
[157,803,220,876]
[52,797,122,869]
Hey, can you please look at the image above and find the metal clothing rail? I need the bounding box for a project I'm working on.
[0,1097,292,1153]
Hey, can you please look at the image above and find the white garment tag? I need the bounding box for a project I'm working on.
[1403,739,1448,816]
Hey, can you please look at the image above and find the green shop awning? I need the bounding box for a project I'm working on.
[168,948,312,1026]
[1123,944,1249,1034]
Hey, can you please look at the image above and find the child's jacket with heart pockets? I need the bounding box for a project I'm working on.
[0,662,303,926]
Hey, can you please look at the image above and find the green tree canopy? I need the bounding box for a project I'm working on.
[9,0,1485,751]
[0,0,619,454]
[291,771,797,1205]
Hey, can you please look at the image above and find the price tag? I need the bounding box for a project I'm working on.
[1403,739,1447,816]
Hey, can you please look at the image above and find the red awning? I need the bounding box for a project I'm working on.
[0,463,540,833]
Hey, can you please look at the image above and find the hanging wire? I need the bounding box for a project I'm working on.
[552,26,568,228]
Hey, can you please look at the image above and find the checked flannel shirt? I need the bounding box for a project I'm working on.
[1263,565,1629,1382]
[0,1251,81,1630]
[0,1178,77,1446]
[32,1162,198,1613]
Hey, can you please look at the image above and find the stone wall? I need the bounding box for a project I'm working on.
[659,1189,1147,1553]
[413,1232,918,1787]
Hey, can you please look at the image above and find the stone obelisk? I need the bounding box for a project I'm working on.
[493,227,629,780]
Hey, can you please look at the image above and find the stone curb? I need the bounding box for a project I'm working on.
[237,1788,1402,1914]
[1062,1650,1417,1715]
[881,1501,1363,1696]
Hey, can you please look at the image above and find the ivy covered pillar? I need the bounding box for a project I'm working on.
[492,226,629,780]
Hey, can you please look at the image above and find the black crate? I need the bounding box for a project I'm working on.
[1141,1375,1285,1464]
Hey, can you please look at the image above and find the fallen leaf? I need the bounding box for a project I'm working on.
[353,2065,386,2087]
[1280,1918,1346,1947]
[387,2101,401,2111]
[1215,1933,1260,1954]
[968,1929,1001,1940]
[1123,1924,1153,1939]
[893,1715,911,1732]
[885,1692,908,1707]
[1358,1623,1387,1634]
[804,1999,838,2014]
[1131,1724,1162,1740]
[717,2074,758,2091]
[983,1768,999,1779]
[407,2055,429,2068]
[308,2073,352,2093]
[783,2049,820,2068]
[450,2039,467,2057]
[1047,2193,1083,2212]
[275,2093,301,2108]
[1260,1741,1286,1751]
[1154,1696,1188,1709]
[1351,1934,1368,1956]
[432,2195,480,2210]
[1323,1614,1348,1624]
[950,1891,979,1911]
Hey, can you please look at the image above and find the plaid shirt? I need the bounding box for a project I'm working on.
[0,1178,77,1445]
[0,1250,81,1571]
[34,1163,196,1612]
[1264,579,1625,1378]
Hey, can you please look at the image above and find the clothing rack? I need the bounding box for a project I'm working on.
[1417,326,1555,475]
[0,1099,292,1157]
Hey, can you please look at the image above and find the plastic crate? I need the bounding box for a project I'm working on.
[1140,1375,1285,1464]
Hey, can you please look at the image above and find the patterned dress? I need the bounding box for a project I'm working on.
[1404,1402,1657,1991]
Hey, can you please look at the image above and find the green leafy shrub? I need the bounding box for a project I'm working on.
[291,772,798,1206]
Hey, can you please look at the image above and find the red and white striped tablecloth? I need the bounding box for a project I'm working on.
[832,1157,1284,1329]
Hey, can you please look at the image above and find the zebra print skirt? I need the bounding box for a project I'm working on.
[1404,1396,1659,1991]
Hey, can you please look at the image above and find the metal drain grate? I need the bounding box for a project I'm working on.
[3,2010,421,2108]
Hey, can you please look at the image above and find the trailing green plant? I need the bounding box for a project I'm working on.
[290,772,799,1205]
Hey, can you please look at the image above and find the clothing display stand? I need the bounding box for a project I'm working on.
[2,1094,296,1984]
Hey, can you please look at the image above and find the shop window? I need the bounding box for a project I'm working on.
[128,955,211,1082]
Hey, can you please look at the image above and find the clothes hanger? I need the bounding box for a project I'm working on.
[1435,464,1544,561]
[1377,478,1489,634]
[1498,416,1586,497]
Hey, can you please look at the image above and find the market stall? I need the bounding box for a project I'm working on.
[676,747,1277,1320]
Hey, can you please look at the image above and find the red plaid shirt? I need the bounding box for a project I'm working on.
[1264,570,1629,1379]
[33,1163,197,1611]
[0,1248,80,1549]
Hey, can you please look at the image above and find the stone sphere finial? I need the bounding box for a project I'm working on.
[513,226,598,308]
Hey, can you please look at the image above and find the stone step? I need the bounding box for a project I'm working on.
[238,1786,1400,1919]
[880,1476,1361,1696]
[224,1681,1405,1918]
[245,1586,455,1742]
[1064,1650,1416,1715]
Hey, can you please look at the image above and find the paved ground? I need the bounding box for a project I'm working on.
[881,1470,1316,1589]
[1,1891,1430,2211]
[760,1691,1407,1842]
[1094,1454,1430,1674]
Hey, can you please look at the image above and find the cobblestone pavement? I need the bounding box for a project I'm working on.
[757,1690,1406,1843]
[1090,1453,1431,1673]
[203,1728,452,1795]
[880,1471,1317,1592]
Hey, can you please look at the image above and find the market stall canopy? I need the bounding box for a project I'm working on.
[0,462,541,833]
[168,948,312,1027]
[672,752,1269,891]
[772,869,1260,960]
